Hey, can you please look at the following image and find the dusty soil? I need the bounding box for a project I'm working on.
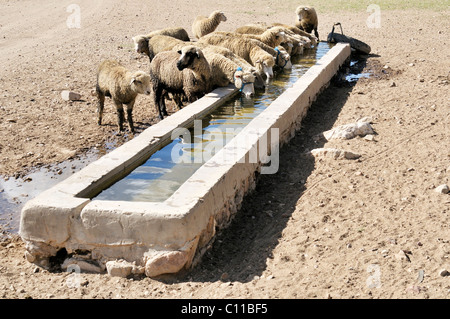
[0,0,449,300]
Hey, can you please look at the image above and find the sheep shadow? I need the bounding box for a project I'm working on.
[153,52,372,284]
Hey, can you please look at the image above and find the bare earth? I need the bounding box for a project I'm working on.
[0,0,449,300]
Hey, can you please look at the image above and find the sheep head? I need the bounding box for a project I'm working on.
[255,56,275,79]
[212,10,227,22]
[250,68,266,90]
[296,6,314,22]
[176,46,203,71]
[132,35,150,57]
[234,68,255,97]
[130,71,151,95]
[261,28,287,47]
[274,47,292,70]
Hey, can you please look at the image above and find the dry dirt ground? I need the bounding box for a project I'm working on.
[0,0,449,301]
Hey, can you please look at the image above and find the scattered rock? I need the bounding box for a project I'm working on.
[145,250,188,278]
[439,269,449,277]
[61,90,81,101]
[394,249,411,262]
[318,121,375,141]
[309,148,361,160]
[106,260,134,278]
[357,116,373,123]
[435,184,449,194]
[363,134,375,141]
[417,269,424,283]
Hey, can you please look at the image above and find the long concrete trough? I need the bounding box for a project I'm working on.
[19,43,351,277]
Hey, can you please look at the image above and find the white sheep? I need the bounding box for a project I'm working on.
[236,24,311,54]
[96,60,151,133]
[133,33,265,91]
[132,34,188,61]
[192,10,227,39]
[214,30,286,49]
[249,45,276,79]
[198,32,292,77]
[270,22,318,47]
[267,26,309,54]
[195,43,266,90]
[201,47,255,96]
[149,45,212,120]
[142,27,190,41]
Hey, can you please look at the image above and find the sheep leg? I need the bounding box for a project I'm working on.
[114,100,125,131]
[96,91,105,125]
[173,94,184,110]
[126,100,135,133]
[153,86,165,120]
[314,28,319,41]
[160,95,169,117]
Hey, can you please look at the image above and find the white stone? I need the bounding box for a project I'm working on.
[106,260,134,278]
[435,184,449,194]
[61,90,81,101]
[310,148,361,160]
[363,134,375,141]
[145,250,188,278]
[321,122,374,140]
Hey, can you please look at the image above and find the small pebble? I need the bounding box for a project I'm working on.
[439,269,449,277]
[435,184,449,194]
[417,270,424,283]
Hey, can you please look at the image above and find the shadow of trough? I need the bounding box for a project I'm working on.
[169,52,371,284]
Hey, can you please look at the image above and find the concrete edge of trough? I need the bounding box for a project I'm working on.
[19,43,351,277]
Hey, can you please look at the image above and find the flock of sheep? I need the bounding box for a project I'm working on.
[96,6,319,133]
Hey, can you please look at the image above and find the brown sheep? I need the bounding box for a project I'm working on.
[295,6,319,40]
[96,60,151,133]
